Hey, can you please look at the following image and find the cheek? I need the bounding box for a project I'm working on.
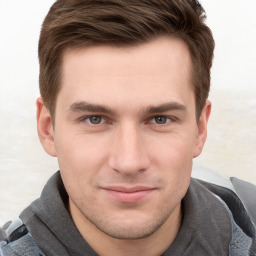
[56,136,102,203]
[150,131,196,166]
[55,131,108,171]
[55,132,115,200]
[161,157,192,209]
[149,133,194,194]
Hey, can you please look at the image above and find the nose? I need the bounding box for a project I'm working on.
[108,123,150,176]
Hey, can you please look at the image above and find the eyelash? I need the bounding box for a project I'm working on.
[79,115,108,125]
[79,115,177,126]
[148,116,175,125]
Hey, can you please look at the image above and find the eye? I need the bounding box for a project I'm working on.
[85,116,104,125]
[152,116,170,124]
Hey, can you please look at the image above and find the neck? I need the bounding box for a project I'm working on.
[70,202,182,256]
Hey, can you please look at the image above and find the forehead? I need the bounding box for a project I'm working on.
[62,37,191,77]
[58,37,193,111]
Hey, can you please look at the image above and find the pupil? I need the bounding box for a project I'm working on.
[90,116,101,124]
[155,116,166,124]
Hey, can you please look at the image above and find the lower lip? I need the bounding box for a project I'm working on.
[104,189,154,203]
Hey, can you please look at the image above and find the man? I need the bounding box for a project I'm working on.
[0,0,255,255]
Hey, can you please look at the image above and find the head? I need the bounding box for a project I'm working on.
[39,0,214,121]
[37,0,214,251]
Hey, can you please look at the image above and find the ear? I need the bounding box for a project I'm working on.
[193,100,211,158]
[36,97,57,157]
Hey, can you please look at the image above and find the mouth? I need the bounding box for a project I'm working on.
[102,186,156,203]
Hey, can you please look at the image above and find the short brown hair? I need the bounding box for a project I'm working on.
[39,0,214,120]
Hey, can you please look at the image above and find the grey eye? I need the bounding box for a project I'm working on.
[88,116,102,124]
[154,116,167,124]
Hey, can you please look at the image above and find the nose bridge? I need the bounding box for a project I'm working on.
[109,121,149,174]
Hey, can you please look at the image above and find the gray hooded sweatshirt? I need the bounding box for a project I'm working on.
[1,171,256,255]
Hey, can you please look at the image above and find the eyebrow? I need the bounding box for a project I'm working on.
[145,102,187,114]
[69,101,186,115]
[69,101,117,115]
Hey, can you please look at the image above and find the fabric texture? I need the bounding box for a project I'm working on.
[1,171,256,256]
[0,233,45,256]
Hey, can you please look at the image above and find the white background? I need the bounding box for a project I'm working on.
[0,0,255,222]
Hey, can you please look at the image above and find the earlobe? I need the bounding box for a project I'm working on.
[36,97,57,157]
[193,100,211,158]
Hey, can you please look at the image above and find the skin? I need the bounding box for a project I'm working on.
[37,37,211,256]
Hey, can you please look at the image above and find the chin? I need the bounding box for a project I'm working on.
[87,210,171,240]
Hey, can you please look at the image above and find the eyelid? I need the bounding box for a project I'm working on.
[78,114,112,125]
[87,116,104,125]
[147,115,177,124]
[76,114,178,126]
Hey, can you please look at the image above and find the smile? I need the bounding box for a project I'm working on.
[102,186,156,203]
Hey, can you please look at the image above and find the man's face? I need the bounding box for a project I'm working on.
[39,37,209,240]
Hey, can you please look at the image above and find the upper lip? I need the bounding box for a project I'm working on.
[102,186,155,193]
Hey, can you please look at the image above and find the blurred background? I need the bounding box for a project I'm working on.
[0,0,255,222]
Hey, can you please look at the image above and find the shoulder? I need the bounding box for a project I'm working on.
[0,222,10,242]
[193,169,256,225]
[192,171,256,254]
[193,167,256,220]
[192,171,256,237]
[230,177,256,224]
[0,219,45,256]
